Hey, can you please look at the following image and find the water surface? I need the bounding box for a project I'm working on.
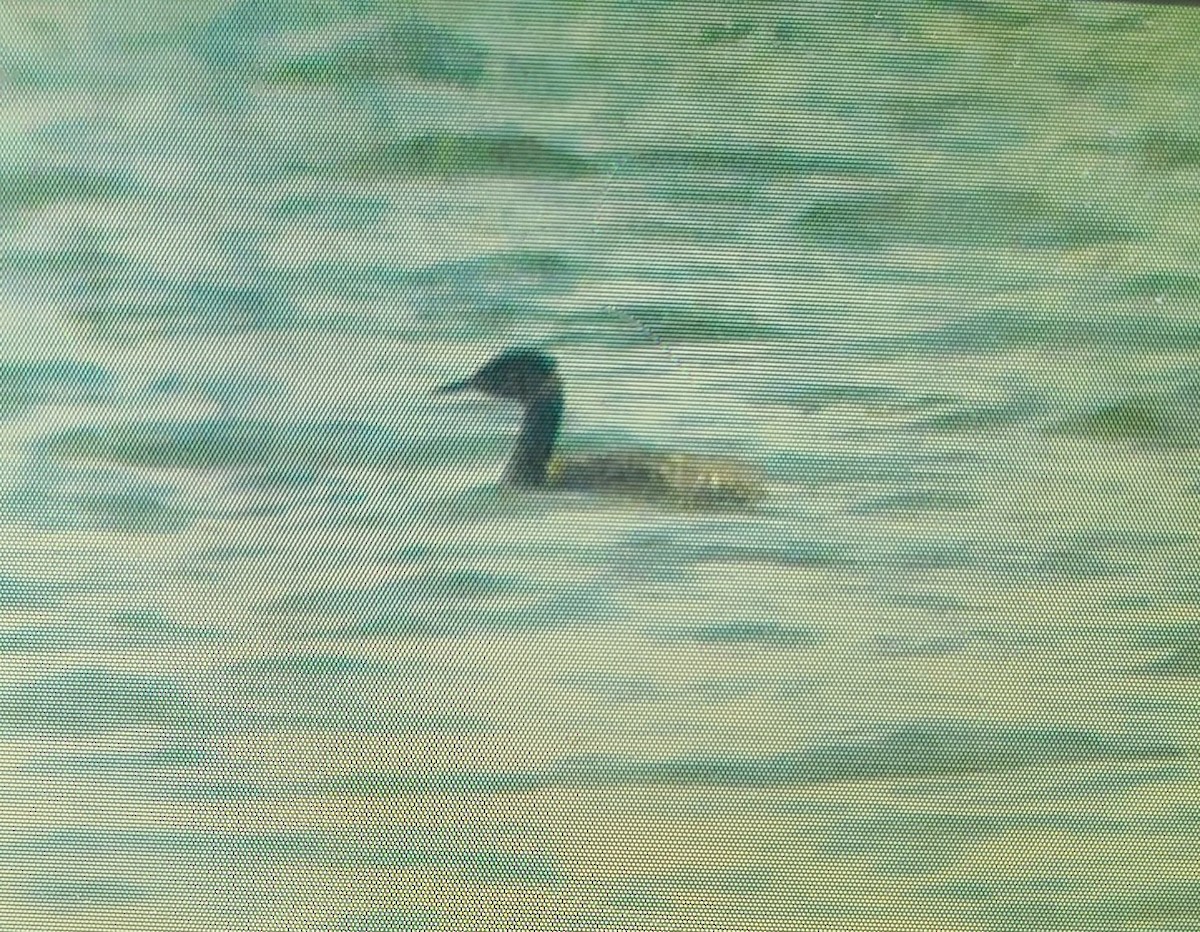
[1,1,1198,928]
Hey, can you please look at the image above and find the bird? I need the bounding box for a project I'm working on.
[437,347,765,508]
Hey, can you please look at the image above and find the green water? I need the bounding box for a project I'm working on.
[0,1,1198,928]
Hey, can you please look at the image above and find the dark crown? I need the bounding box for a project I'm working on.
[451,347,558,402]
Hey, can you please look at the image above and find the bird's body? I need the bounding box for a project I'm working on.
[439,348,764,508]
[547,450,764,507]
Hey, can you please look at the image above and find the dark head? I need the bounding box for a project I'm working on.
[438,347,563,486]
[437,348,559,403]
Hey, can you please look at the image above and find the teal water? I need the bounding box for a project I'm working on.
[1,1,1199,928]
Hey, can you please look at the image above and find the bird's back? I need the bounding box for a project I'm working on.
[546,449,765,508]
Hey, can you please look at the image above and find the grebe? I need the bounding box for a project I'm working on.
[437,348,765,507]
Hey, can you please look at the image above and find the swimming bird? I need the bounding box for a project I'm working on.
[437,347,765,507]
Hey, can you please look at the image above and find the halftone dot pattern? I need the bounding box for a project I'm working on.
[1,1,1198,929]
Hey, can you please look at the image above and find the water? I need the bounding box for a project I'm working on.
[1,1,1198,928]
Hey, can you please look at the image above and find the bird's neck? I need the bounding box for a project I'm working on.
[507,378,563,486]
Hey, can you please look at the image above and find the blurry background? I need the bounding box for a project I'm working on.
[0,1,1198,928]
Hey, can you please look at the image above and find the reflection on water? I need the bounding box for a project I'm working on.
[1,1,1198,928]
